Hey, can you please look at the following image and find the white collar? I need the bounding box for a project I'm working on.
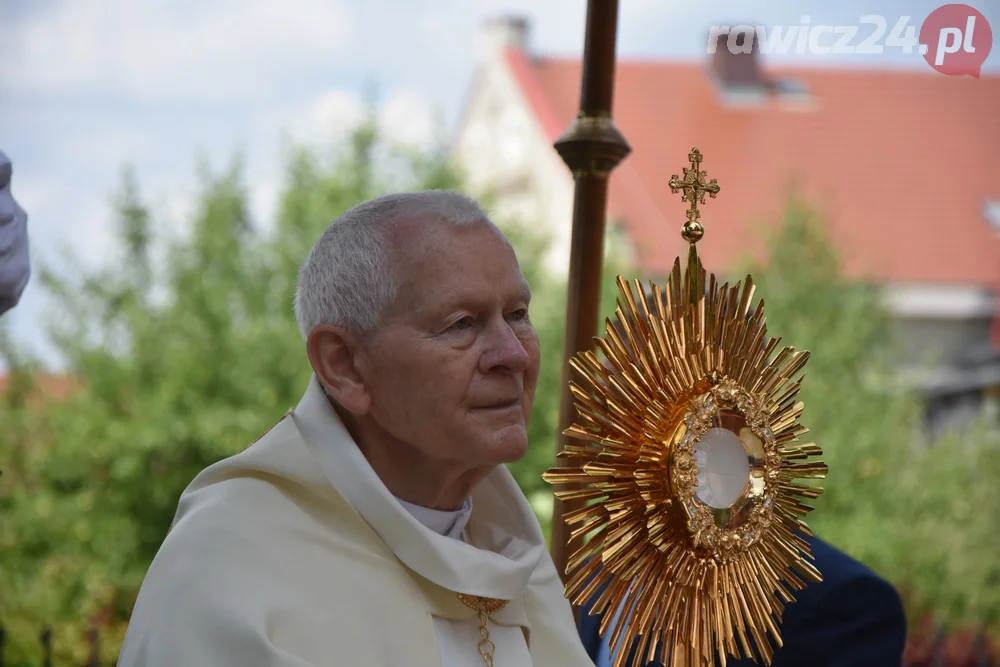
[292,375,546,600]
[395,495,473,541]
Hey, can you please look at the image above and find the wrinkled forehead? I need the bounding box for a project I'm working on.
[385,218,530,313]
[387,215,518,269]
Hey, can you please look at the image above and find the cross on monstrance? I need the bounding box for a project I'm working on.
[668,147,720,243]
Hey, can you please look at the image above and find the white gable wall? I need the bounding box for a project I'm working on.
[452,46,575,276]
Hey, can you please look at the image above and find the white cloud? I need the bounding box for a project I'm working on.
[377,90,438,148]
[258,87,438,150]
[261,89,368,146]
[0,0,358,102]
[245,86,438,228]
[62,128,163,172]
[9,179,53,218]
[36,197,119,270]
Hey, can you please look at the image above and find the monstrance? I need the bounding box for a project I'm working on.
[543,148,828,667]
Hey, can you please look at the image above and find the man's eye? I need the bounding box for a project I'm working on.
[452,317,474,330]
[510,309,529,321]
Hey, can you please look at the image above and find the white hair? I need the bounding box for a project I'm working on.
[293,189,501,338]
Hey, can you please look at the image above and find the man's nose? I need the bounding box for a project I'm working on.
[479,319,530,374]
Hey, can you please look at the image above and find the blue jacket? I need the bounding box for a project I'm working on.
[578,536,907,667]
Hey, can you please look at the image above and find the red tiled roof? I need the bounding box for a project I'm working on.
[506,49,1000,287]
[0,373,76,400]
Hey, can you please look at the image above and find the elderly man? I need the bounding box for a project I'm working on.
[0,150,30,316]
[117,191,593,666]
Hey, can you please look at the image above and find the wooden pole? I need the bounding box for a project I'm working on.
[550,0,630,583]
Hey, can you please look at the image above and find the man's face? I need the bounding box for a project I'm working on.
[358,221,541,470]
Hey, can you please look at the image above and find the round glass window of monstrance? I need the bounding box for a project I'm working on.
[692,409,766,529]
[692,427,751,508]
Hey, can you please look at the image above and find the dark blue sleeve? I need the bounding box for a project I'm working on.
[761,570,908,667]
[579,605,606,664]
[578,548,907,667]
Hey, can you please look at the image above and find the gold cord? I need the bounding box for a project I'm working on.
[475,607,497,667]
[457,594,508,667]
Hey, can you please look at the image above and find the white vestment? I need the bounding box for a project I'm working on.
[394,496,534,665]
[117,375,594,667]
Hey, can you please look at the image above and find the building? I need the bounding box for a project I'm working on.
[452,16,1000,435]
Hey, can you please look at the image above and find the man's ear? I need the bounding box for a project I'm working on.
[306,324,372,415]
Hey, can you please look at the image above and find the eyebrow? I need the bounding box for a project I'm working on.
[425,281,532,320]
[515,280,533,304]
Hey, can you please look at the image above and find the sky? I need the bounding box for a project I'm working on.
[2,0,998,368]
